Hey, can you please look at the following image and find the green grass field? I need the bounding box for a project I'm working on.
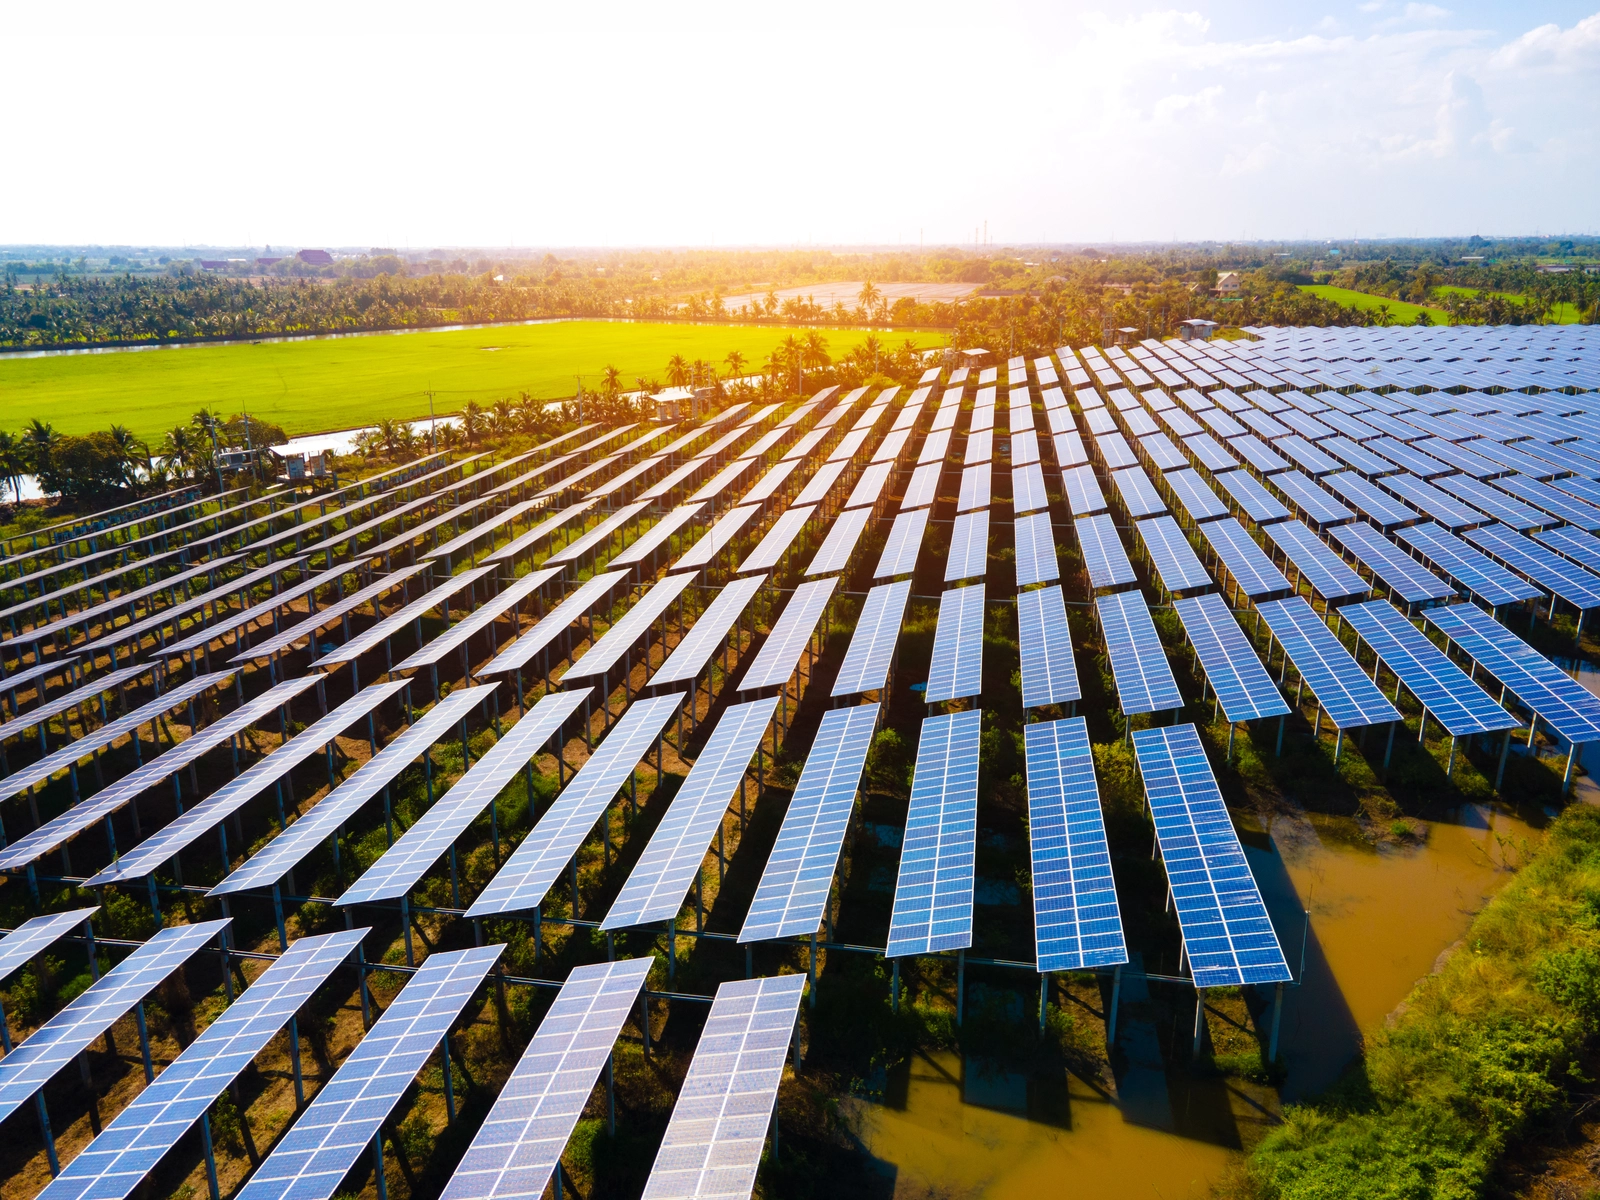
[1299,284,1446,325]
[1433,285,1582,323]
[0,321,944,440]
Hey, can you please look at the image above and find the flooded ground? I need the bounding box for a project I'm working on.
[848,801,1539,1198]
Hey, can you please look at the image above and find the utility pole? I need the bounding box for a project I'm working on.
[202,414,223,495]
[426,390,437,452]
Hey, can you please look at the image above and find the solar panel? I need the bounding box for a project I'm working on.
[235,945,503,1200]
[1110,466,1167,518]
[1096,590,1183,715]
[1084,409,1118,437]
[0,676,322,872]
[900,462,942,510]
[1053,431,1088,467]
[1138,433,1187,472]
[1228,435,1289,476]
[957,464,992,512]
[313,566,496,667]
[0,921,229,1125]
[1015,511,1061,588]
[1173,594,1290,721]
[736,505,816,574]
[80,557,309,659]
[227,566,429,662]
[1535,526,1600,576]
[338,689,593,906]
[1466,524,1600,609]
[1131,725,1291,987]
[651,576,767,687]
[800,506,874,578]
[1339,601,1517,737]
[542,502,653,566]
[739,704,878,941]
[874,508,928,579]
[1376,474,1483,531]
[602,698,776,929]
[918,429,953,466]
[1369,438,1452,479]
[1025,718,1128,972]
[87,681,410,887]
[438,958,650,1200]
[1551,474,1600,511]
[1265,470,1351,527]
[1275,436,1339,478]
[1214,471,1290,525]
[1426,603,1600,745]
[791,461,849,508]
[1161,408,1205,438]
[870,429,912,465]
[1395,523,1541,608]
[465,693,685,917]
[0,671,233,805]
[1468,439,1561,479]
[7,554,243,650]
[1433,474,1548,530]
[1328,522,1456,603]
[741,459,802,505]
[739,578,837,690]
[840,462,893,512]
[1137,515,1212,594]
[1202,410,1246,439]
[41,929,368,1200]
[833,582,911,696]
[0,909,98,984]
[946,510,990,583]
[885,710,981,957]
[607,505,708,569]
[1162,468,1227,525]
[1075,514,1136,590]
[425,501,546,564]
[1062,466,1108,516]
[1239,410,1290,440]
[1011,429,1041,465]
[1257,596,1400,729]
[1492,475,1600,531]
[211,687,493,897]
[672,505,761,574]
[474,572,629,677]
[389,567,563,674]
[1318,410,1382,441]
[1011,462,1050,514]
[639,973,806,1200]
[964,429,993,466]
[925,584,985,703]
[1201,518,1290,599]
[483,501,602,565]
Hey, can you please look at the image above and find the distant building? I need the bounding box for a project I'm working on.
[257,257,283,267]
[1213,271,1242,296]
[198,260,230,270]
[1180,318,1219,341]
[296,249,334,266]
[1538,264,1573,274]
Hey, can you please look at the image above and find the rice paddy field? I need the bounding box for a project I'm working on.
[0,320,944,440]
[1297,284,1446,325]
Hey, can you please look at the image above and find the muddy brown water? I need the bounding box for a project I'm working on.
[845,802,1537,1198]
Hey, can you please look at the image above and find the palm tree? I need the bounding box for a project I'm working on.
[802,331,831,382]
[600,365,623,399]
[22,418,58,472]
[377,419,402,456]
[724,350,746,379]
[665,355,690,389]
[160,425,199,478]
[858,280,882,314]
[493,397,516,434]
[0,431,25,501]
[107,425,145,488]
[779,335,802,393]
[460,401,486,445]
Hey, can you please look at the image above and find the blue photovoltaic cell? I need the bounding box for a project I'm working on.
[926,584,985,703]
[466,694,686,917]
[338,689,594,906]
[439,959,651,1200]
[805,506,875,577]
[737,505,817,574]
[0,909,98,984]
[1257,596,1401,730]
[1467,523,1600,609]
[1370,438,1452,478]
[1427,603,1600,744]
[833,582,911,696]
[40,930,367,1200]
[1111,466,1167,518]
[900,462,942,510]
[1328,521,1456,603]
[1395,523,1542,608]
[1278,409,1335,440]
[1164,468,1228,524]
[1323,438,1395,477]
[652,575,767,686]
[1054,431,1088,467]
[1470,440,1562,479]
[1139,433,1188,471]
[1137,516,1211,594]
[1379,474,1484,531]
[1131,725,1291,988]
[1270,470,1354,526]
[1318,410,1382,440]
[1239,410,1290,440]
[1493,475,1600,532]
[1062,465,1108,516]
[875,508,929,579]
[1416,438,1507,480]
[1076,514,1136,590]
[886,710,981,957]
[211,688,493,897]
[0,922,229,1125]
[1536,526,1600,576]
[1228,435,1289,476]
[602,698,776,929]
[607,505,707,569]
[1012,461,1050,514]
[1161,408,1205,438]
[1201,518,1291,599]
[563,571,699,682]
[739,578,838,690]
[640,974,806,1200]
[1202,410,1246,439]
[87,681,412,887]
[1276,437,1340,477]
[1015,511,1061,587]
[1261,519,1370,602]
[740,705,878,942]
[946,510,991,582]
[1339,601,1517,737]
[1025,718,1127,972]
[235,946,502,1200]
[1097,590,1183,715]
[1095,432,1138,469]
[1018,586,1080,708]
[1173,594,1290,721]
[957,464,992,512]
[394,568,564,673]
[1214,471,1290,524]
[673,505,761,573]
[474,572,630,677]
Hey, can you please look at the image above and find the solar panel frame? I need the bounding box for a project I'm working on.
[832,582,911,697]
[804,506,876,577]
[1014,511,1061,588]
[945,510,990,583]
[1433,473,1550,530]
[1025,717,1128,972]
[1173,593,1290,721]
[1075,514,1137,590]
[885,710,982,957]
[1339,601,1517,736]
[465,693,687,917]
[874,508,929,579]
[1466,524,1600,609]
[1257,596,1401,729]
[651,575,767,686]
[739,578,838,690]
[1096,590,1184,715]
[957,464,992,512]
[900,462,943,510]
[925,584,985,703]
[1201,518,1291,599]
[1061,466,1108,516]
[1110,466,1167,518]
[474,571,630,677]
[1012,461,1050,514]
[1394,523,1542,608]
[1137,515,1213,594]
[234,946,503,1200]
[1214,471,1290,525]
[0,909,98,985]
[1132,723,1292,987]
[735,505,816,574]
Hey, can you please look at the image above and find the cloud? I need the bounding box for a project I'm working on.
[1490,12,1600,70]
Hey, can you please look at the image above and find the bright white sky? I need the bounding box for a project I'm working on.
[7,0,1598,247]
